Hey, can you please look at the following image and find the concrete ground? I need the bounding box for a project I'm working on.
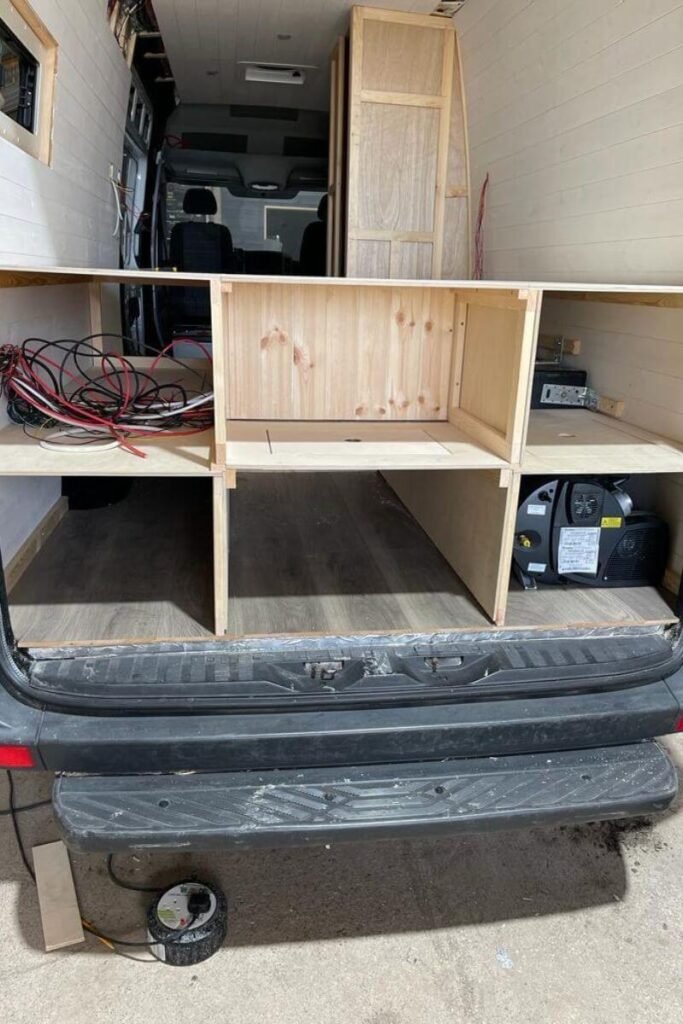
[1,740,682,1024]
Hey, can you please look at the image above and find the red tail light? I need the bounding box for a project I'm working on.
[675,715,683,733]
[0,745,36,768]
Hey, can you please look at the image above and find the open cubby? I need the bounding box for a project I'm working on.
[8,477,215,645]
[1,268,682,645]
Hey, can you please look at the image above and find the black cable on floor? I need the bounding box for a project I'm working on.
[6,770,36,882]
[106,853,164,893]
[0,797,52,817]
[3,774,194,961]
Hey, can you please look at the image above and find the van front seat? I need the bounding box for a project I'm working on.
[299,194,328,276]
[169,188,234,324]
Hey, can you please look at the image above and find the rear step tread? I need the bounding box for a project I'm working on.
[54,742,677,851]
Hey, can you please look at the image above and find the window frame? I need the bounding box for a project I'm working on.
[0,0,57,164]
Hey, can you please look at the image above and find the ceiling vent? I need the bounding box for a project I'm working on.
[244,64,306,86]
[431,1,466,17]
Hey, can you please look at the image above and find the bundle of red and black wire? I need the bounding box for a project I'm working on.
[0,335,213,458]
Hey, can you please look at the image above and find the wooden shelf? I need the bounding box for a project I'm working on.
[225,420,507,471]
[0,425,216,477]
[523,409,683,474]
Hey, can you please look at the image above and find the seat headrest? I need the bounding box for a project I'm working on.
[183,188,217,215]
[318,193,328,223]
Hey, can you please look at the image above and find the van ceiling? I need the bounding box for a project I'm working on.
[152,0,440,110]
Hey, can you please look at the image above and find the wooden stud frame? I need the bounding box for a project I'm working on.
[2,267,683,637]
[345,7,467,280]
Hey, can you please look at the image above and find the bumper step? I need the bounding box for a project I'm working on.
[54,742,677,852]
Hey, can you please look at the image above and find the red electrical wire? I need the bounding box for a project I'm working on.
[0,335,214,459]
[474,173,490,280]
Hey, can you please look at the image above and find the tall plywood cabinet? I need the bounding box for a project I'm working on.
[345,7,470,280]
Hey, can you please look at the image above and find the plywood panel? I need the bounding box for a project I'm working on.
[442,197,470,279]
[358,104,440,233]
[524,410,683,475]
[33,842,84,952]
[227,283,456,421]
[346,7,467,279]
[355,240,391,278]
[384,469,518,624]
[361,19,445,95]
[0,425,215,477]
[225,420,506,471]
[459,305,525,434]
[446,35,469,195]
[394,242,434,280]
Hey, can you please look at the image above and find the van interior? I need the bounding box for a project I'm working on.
[0,1,681,655]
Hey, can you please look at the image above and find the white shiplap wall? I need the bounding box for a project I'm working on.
[0,0,130,564]
[541,297,683,591]
[456,0,683,283]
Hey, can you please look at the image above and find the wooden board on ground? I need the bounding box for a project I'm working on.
[33,841,84,952]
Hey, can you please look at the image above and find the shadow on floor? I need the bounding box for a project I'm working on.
[4,770,680,956]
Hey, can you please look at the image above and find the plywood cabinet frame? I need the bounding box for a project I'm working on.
[2,267,683,639]
[346,6,468,280]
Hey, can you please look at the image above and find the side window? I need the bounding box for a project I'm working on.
[0,0,56,163]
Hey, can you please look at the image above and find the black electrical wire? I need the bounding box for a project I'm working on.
[0,797,51,817]
[3,774,199,960]
[1,333,213,451]
[5,770,36,882]
[106,853,164,893]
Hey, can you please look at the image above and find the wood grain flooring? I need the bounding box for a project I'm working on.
[228,472,676,636]
[9,473,677,645]
[9,479,214,643]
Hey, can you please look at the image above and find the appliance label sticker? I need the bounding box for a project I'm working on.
[528,562,547,573]
[526,504,546,516]
[600,517,623,528]
[558,527,600,575]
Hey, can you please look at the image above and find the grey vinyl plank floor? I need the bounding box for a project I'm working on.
[10,479,215,644]
[9,472,676,645]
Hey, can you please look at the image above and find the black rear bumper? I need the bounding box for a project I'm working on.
[54,742,677,852]
[1,624,682,849]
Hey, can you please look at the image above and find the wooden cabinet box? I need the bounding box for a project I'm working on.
[1,269,681,647]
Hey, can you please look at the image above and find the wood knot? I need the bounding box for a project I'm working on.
[395,310,406,325]
[418,395,425,404]
[260,327,290,350]
[377,406,387,415]
[425,320,433,332]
